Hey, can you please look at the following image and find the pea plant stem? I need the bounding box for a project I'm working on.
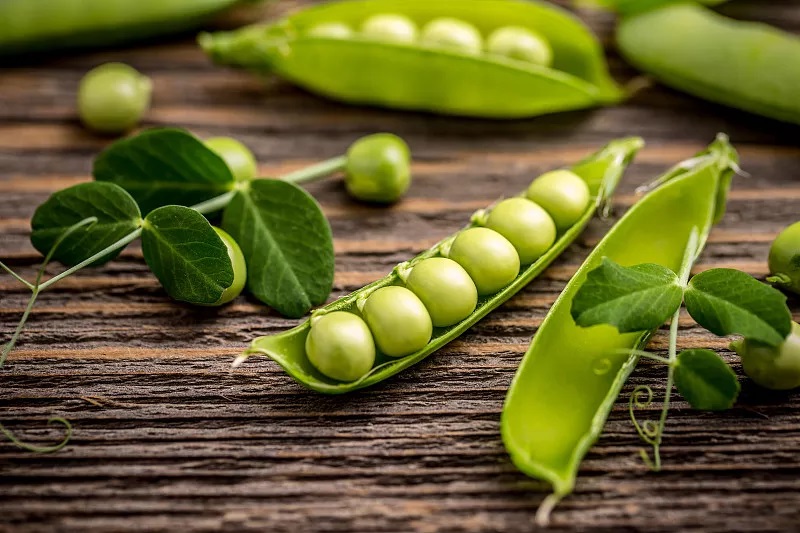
[281,155,347,185]
[649,226,700,471]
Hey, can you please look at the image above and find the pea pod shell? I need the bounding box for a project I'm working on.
[200,0,623,118]
[501,134,738,500]
[0,0,243,56]
[236,137,644,394]
[617,3,800,125]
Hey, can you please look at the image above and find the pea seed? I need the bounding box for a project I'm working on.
[420,18,483,54]
[733,322,800,390]
[526,170,590,231]
[362,286,432,357]
[306,311,376,382]
[448,227,520,295]
[361,14,418,44]
[345,132,411,203]
[485,198,556,264]
[204,136,258,182]
[307,22,354,39]
[78,62,152,134]
[405,257,478,327]
[209,227,247,306]
[768,221,800,295]
[487,26,552,66]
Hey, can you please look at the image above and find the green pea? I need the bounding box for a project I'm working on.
[209,227,247,306]
[307,22,354,39]
[360,14,418,44]
[487,26,552,67]
[362,286,432,357]
[484,198,556,265]
[732,322,800,390]
[305,311,376,382]
[405,257,478,328]
[420,18,483,54]
[525,170,590,231]
[345,132,411,203]
[204,136,258,182]
[448,227,520,296]
[77,62,152,134]
[767,221,800,295]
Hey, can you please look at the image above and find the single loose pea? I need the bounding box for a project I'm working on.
[732,322,800,390]
[486,26,552,67]
[767,221,800,296]
[420,18,483,54]
[405,257,478,328]
[526,170,590,231]
[204,136,258,182]
[361,286,432,357]
[345,132,411,203]
[484,198,556,265]
[305,311,376,382]
[208,227,247,306]
[307,22,354,39]
[447,227,520,295]
[360,14,418,44]
[77,62,152,134]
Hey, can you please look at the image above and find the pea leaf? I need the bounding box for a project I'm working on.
[685,268,791,346]
[571,258,683,332]
[141,205,234,305]
[674,349,740,411]
[222,180,334,318]
[30,182,142,267]
[93,128,235,214]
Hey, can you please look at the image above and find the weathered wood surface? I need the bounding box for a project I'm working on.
[2,1,800,531]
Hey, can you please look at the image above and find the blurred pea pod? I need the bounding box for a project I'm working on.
[0,0,257,56]
[200,0,624,119]
[593,0,800,125]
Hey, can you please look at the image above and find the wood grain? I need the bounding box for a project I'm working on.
[2,1,800,532]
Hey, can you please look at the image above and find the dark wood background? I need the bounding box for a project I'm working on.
[2,1,800,531]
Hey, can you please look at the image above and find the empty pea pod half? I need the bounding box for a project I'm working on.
[501,134,739,524]
[233,137,644,393]
[199,0,625,118]
[613,1,800,125]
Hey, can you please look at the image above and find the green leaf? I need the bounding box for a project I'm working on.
[674,349,740,411]
[571,258,683,332]
[30,182,142,267]
[141,205,234,305]
[93,127,236,214]
[685,268,792,346]
[222,180,334,318]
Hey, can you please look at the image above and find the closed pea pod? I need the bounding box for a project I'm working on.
[501,135,738,523]
[234,137,643,393]
[615,2,800,125]
[0,0,245,56]
[200,0,624,119]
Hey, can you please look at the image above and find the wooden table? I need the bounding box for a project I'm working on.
[2,1,799,531]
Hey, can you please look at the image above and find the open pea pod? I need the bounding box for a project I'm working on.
[235,137,643,393]
[501,134,738,518]
[200,0,624,118]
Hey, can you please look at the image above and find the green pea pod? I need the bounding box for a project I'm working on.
[616,3,800,125]
[235,137,644,393]
[501,134,738,520]
[0,0,249,56]
[200,0,624,119]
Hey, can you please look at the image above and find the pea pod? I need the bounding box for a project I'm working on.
[199,0,624,119]
[501,134,738,522]
[616,3,800,125]
[0,0,248,56]
[234,137,644,393]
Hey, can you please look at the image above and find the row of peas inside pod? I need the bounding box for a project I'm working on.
[304,170,590,382]
[309,14,553,67]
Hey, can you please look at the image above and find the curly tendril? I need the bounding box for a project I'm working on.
[0,418,72,453]
[628,385,660,470]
